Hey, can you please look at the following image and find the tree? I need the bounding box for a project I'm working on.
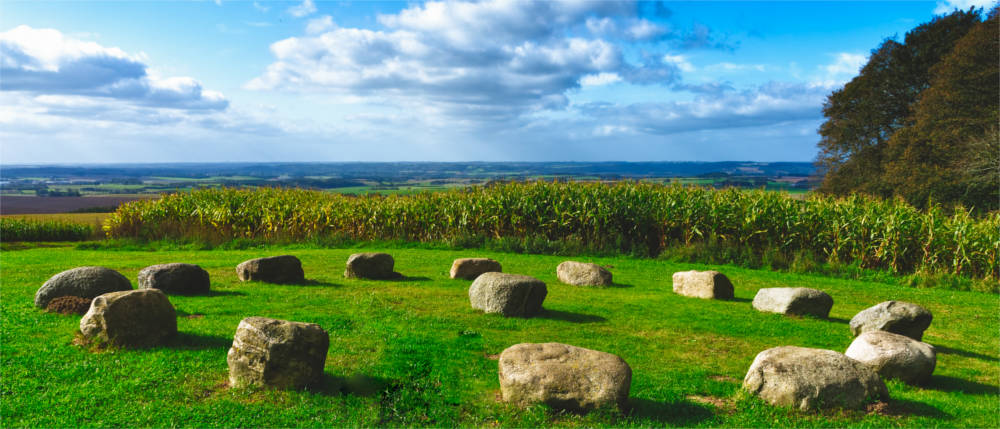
[815,9,982,197]
[884,9,999,211]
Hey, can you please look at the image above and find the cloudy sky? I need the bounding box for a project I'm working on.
[1,0,994,163]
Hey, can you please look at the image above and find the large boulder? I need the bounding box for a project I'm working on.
[227,317,329,389]
[671,270,734,300]
[850,301,932,341]
[35,266,132,309]
[743,346,888,410]
[236,255,305,284]
[138,263,210,295]
[752,287,834,318]
[344,252,399,280]
[499,342,631,412]
[79,289,177,347]
[845,331,936,385]
[469,272,547,318]
[450,258,502,280]
[556,261,612,287]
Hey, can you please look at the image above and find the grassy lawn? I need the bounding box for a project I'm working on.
[1,245,996,427]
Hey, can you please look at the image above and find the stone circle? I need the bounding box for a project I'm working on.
[344,252,400,280]
[227,316,329,389]
[845,330,936,385]
[138,263,211,295]
[79,289,177,347]
[752,287,834,318]
[450,258,502,280]
[850,301,932,341]
[499,342,631,412]
[35,266,132,309]
[556,261,612,286]
[236,255,305,284]
[469,272,547,317]
[672,270,734,299]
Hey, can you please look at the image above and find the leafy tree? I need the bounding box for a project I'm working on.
[884,9,999,211]
[815,9,982,197]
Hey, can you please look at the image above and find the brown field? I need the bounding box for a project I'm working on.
[0,195,156,215]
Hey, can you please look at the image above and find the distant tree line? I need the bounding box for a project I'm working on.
[816,7,998,212]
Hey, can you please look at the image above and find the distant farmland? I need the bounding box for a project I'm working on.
[0,195,157,215]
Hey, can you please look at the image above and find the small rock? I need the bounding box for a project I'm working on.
[138,263,210,295]
[845,331,936,385]
[850,301,932,341]
[79,289,177,347]
[499,342,631,412]
[556,261,612,286]
[450,258,502,280]
[743,346,888,410]
[236,255,304,284]
[45,296,92,315]
[35,266,132,309]
[752,287,834,318]
[672,270,734,299]
[227,317,329,389]
[344,252,399,280]
[469,272,547,317]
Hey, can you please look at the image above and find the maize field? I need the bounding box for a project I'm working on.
[1,218,95,242]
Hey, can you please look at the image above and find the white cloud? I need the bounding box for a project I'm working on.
[580,72,622,86]
[707,62,766,72]
[933,0,996,14]
[305,15,334,34]
[252,1,269,12]
[626,19,667,40]
[663,54,695,72]
[810,52,866,87]
[287,0,317,18]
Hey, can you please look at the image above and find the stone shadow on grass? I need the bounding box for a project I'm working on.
[872,398,951,419]
[825,316,850,324]
[393,276,432,282]
[924,375,999,395]
[204,290,248,297]
[934,344,999,363]
[536,309,607,323]
[313,373,390,397]
[298,279,342,287]
[628,397,714,426]
[727,296,752,303]
[169,332,233,350]
[608,283,635,288]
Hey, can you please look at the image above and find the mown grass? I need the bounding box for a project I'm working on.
[1,244,997,427]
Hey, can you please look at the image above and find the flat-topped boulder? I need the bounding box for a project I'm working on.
[469,272,547,318]
[35,266,132,309]
[752,287,833,318]
[450,258,502,280]
[845,331,936,385]
[138,263,210,295]
[236,255,305,284]
[344,252,400,280]
[850,301,932,341]
[79,289,177,347]
[743,346,888,410]
[672,270,734,300]
[556,261,612,287]
[227,317,329,389]
[499,342,631,412]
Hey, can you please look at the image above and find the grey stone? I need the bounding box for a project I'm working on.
[469,272,547,317]
[845,331,936,385]
[79,289,177,347]
[344,252,399,280]
[450,258,502,280]
[743,346,888,410]
[850,301,932,341]
[236,255,304,284]
[35,266,132,308]
[227,317,329,389]
[499,342,631,412]
[556,261,612,287]
[671,270,734,299]
[138,263,210,295]
[752,287,834,318]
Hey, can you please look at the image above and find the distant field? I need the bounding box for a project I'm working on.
[0,195,157,215]
[1,213,110,226]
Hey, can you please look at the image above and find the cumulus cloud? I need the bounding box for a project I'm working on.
[305,15,334,34]
[933,0,997,14]
[0,25,228,111]
[662,54,695,72]
[812,52,866,87]
[287,0,317,18]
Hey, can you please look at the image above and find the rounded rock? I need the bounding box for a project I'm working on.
[236,255,305,284]
[227,317,329,389]
[752,287,834,318]
[344,252,399,280]
[35,266,132,309]
[80,289,177,347]
[556,261,613,287]
[845,331,936,385]
[850,301,932,341]
[469,272,547,318]
[450,258,502,280]
[138,263,210,295]
[672,270,734,300]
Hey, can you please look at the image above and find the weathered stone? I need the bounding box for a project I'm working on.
[138,263,210,295]
[469,272,547,317]
[79,289,177,347]
[344,252,399,280]
[556,261,613,287]
[499,342,631,412]
[743,346,888,410]
[236,255,305,284]
[752,287,834,318]
[845,331,936,385]
[227,317,329,389]
[671,270,734,299]
[45,296,92,315]
[850,301,932,341]
[35,266,132,309]
[450,258,502,280]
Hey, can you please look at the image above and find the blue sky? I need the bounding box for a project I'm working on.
[1,0,994,163]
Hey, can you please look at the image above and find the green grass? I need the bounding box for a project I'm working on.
[2,244,997,427]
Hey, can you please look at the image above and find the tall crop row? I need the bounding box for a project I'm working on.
[1,218,94,242]
[105,183,1000,280]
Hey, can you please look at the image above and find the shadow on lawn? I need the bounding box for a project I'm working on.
[925,375,999,395]
[874,398,952,419]
[537,309,607,323]
[203,290,248,297]
[934,344,999,363]
[628,398,714,426]
[313,373,390,397]
[825,316,850,324]
[727,297,752,303]
[170,332,233,350]
[608,283,635,288]
[298,279,342,287]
